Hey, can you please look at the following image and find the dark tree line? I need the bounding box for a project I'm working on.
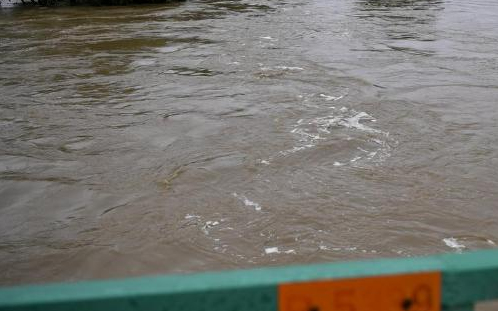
[4,0,184,6]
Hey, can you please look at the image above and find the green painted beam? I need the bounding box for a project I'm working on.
[440,250,498,307]
[0,249,497,311]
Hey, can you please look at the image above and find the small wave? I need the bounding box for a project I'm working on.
[202,220,220,235]
[274,66,304,71]
[233,192,262,211]
[264,247,296,255]
[278,144,315,156]
[443,237,465,250]
[265,247,279,254]
[132,59,156,67]
[309,110,380,134]
[443,236,496,252]
[277,105,393,165]
[350,156,362,162]
[259,36,278,41]
[256,65,304,78]
[319,94,344,101]
[319,245,369,252]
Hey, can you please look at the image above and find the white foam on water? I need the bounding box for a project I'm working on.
[264,247,295,255]
[232,193,262,211]
[371,138,384,145]
[265,247,279,254]
[185,214,200,220]
[350,156,362,162]
[274,66,304,71]
[157,45,185,53]
[259,159,270,165]
[290,128,321,140]
[443,237,466,250]
[306,111,380,134]
[202,220,220,235]
[320,245,359,251]
[268,102,396,166]
[339,112,380,133]
[367,151,378,159]
[319,94,344,101]
[259,36,278,41]
[260,66,304,73]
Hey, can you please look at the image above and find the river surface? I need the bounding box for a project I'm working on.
[0,0,498,286]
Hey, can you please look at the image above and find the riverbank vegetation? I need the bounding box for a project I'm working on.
[1,0,184,6]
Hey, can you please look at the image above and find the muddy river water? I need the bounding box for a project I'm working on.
[0,0,497,286]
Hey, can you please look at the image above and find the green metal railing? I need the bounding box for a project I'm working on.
[0,249,497,311]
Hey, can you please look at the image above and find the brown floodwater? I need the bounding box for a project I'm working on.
[0,0,497,286]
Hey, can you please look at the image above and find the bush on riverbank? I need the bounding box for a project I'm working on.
[71,0,184,5]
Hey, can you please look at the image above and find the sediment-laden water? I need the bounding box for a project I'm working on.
[1,0,497,285]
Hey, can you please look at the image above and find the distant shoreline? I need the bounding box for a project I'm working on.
[0,0,23,7]
[0,0,184,7]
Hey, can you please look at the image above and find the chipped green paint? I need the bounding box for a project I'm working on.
[0,249,497,311]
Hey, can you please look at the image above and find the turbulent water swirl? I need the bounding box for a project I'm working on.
[0,0,498,285]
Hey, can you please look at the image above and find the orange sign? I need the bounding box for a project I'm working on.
[279,272,441,311]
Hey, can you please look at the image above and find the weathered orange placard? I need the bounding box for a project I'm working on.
[279,271,441,311]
